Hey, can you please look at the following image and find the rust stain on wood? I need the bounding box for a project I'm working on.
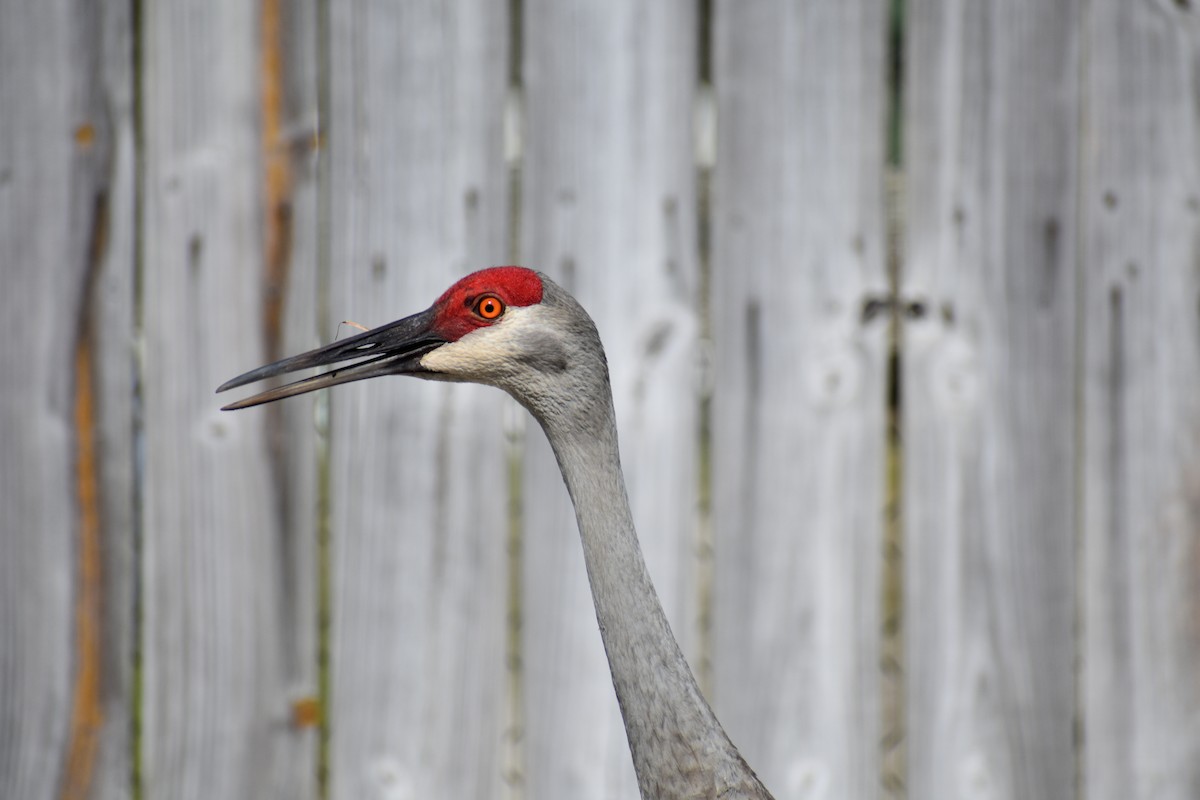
[74,123,95,148]
[261,0,292,359]
[291,696,322,729]
[60,338,104,800]
[59,192,110,800]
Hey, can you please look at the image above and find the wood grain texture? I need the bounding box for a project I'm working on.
[268,0,322,796]
[86,0,137,797]
[711,2,888,797]
[7,6,1200,799]
[1080,4,1200,798]
[520,2,701,797]
[140,2,306,797]
[324,3,511,797]
[903,2,1080,798]
[0,0,106,796]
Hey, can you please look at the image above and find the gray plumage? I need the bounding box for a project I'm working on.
[219,270,774,799]
[457,277,773,799]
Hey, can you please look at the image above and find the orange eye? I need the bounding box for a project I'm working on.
[475,294,505,320]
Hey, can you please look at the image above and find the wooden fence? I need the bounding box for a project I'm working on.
[2,1,1199,798]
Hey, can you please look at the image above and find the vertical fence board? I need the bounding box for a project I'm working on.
[269,1,323,797]
[0,0,112,796]
[520,2,701,797]
[903,2,1079,799]
[1081,4,1200,798]
[325,3,510,798]
[711,2,888,797]
[141,2,306,797]
[91,0,137,796]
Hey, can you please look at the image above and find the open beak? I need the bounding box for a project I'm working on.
[216,307,445,410]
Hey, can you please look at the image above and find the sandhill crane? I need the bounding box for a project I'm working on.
[218,266,774,799]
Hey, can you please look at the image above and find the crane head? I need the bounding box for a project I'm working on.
[217,266,603,418]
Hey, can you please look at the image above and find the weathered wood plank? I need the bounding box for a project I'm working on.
[90,0,137,797]
[903,2,1080,798]
[520,2,701,797]
[140,2,308,797]
[1080,4,1200,798]
[265,0,322,797]
[324,3,511,797]
[711,2,888,797]
[0,0,102,796]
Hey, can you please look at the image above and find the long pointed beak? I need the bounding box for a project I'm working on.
[216,307,445,410]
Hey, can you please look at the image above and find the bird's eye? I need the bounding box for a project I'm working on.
[474,294,505,320]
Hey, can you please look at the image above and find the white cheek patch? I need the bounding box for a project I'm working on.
[420,305,543,377]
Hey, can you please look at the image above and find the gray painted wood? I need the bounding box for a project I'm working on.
[324,3,511,798]
[520,2,701,797]
[140,2,306,797]
[903,2,1080,798]
[0,0,107,796]
[7,6,1200,799]
[91,0,137,796]
[710,3,888,797]
[268,1,323,797]
[0,0,135,797]
[1080,4,1200,798]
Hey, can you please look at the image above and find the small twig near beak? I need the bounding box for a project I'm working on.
[336,320,371,339]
